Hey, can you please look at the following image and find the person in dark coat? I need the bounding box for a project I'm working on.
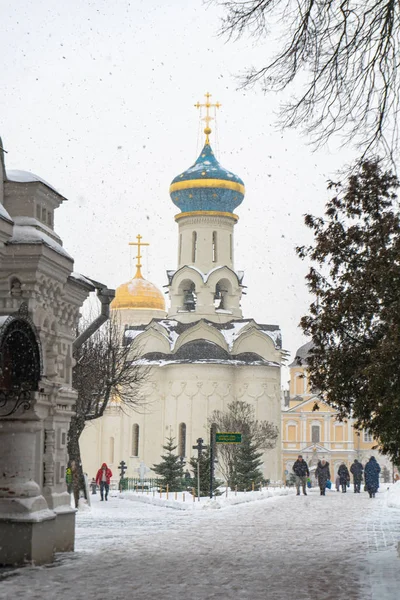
[350,459,363,493]
[364,456,381,498]
[315,459,331,496]
[338,463,350,493]
[292,455,310,496]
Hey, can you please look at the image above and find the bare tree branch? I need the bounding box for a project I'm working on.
[209,400,278,484]
[212,0,400,158]
[67,312,148,505]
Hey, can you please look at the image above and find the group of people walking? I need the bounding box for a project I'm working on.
[292,455,381,498]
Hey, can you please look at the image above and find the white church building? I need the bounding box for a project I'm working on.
[80,99,284,482]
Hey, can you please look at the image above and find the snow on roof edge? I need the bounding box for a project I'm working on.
[6,169,67,200]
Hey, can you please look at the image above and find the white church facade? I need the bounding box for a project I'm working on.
[80,97,284,483]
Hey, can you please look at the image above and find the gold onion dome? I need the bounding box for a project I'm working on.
[111,271,165,311]
[111,234,165,311]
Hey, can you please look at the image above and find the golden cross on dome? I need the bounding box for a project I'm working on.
[194,92,221,144]
[129,234,149,279]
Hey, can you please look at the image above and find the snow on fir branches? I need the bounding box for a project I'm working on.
[152,436,184,490]
[297,159,400,463]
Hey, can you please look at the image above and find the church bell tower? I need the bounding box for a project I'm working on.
[167,93,245,323]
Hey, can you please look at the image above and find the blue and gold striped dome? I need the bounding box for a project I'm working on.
[169,142,245,214]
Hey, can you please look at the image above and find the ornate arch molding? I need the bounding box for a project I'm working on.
[0,303,43,417]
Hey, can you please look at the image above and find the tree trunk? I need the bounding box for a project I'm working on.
[67,415,86,508]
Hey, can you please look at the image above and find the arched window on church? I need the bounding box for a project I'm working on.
[178,423,186,457]
[179,234,182,264]
[110,437,115,464]
[212,231,217,262]
[229,234,233,261]
[192,231,197,263]
[132,424,139,457]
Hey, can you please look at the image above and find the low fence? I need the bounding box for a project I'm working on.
[118,477,163,492]
[108,478,287,493]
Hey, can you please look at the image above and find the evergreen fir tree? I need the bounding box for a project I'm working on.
[297,160,400,462]
[152,436,184,490]
[233,435,264,491]
[189,448,222,497]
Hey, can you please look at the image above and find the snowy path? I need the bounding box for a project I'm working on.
[1,487,400,600]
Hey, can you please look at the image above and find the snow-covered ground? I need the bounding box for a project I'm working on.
[1,484,400,600]
[119,485,292,510]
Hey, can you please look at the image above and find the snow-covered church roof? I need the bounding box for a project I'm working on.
[125,318,282,367]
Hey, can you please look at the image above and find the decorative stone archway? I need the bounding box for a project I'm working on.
[0,303,42,417]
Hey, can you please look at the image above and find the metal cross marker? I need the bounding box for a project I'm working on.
[194,92,221,144]
[192,437,208,501]
[118,460,127,478]
[118,460,128,492]
[129,234,149,278]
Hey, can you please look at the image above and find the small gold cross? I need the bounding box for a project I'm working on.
[194,92,221,144]
[129,234,149,278]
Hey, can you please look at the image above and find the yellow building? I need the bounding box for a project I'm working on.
[282,342,391,480]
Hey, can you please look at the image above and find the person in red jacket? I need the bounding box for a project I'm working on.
[95,463,112,501]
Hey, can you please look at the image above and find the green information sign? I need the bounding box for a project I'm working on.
[215,432,242,444]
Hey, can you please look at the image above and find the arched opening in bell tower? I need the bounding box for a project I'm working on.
[178,279,197,312]
[213,278,232,311]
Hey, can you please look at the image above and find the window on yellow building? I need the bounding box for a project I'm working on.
[311,425,320,443]
[363,430,373,443]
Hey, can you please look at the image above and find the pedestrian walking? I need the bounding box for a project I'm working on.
[335,474,340,492]
[350,459,363,493]
[292,455,310,496]
[338,462,350,493]
[315,459,331,496]
[364,456,381,498]
[96,462,112,501]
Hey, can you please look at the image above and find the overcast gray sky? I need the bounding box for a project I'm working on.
[0,0,358,379]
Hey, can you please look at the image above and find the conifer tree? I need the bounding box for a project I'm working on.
[209,400,278,484]
[189,448,222,497]
[233,435,264,491]
[298,160,400,463]
[152,436,184,490]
